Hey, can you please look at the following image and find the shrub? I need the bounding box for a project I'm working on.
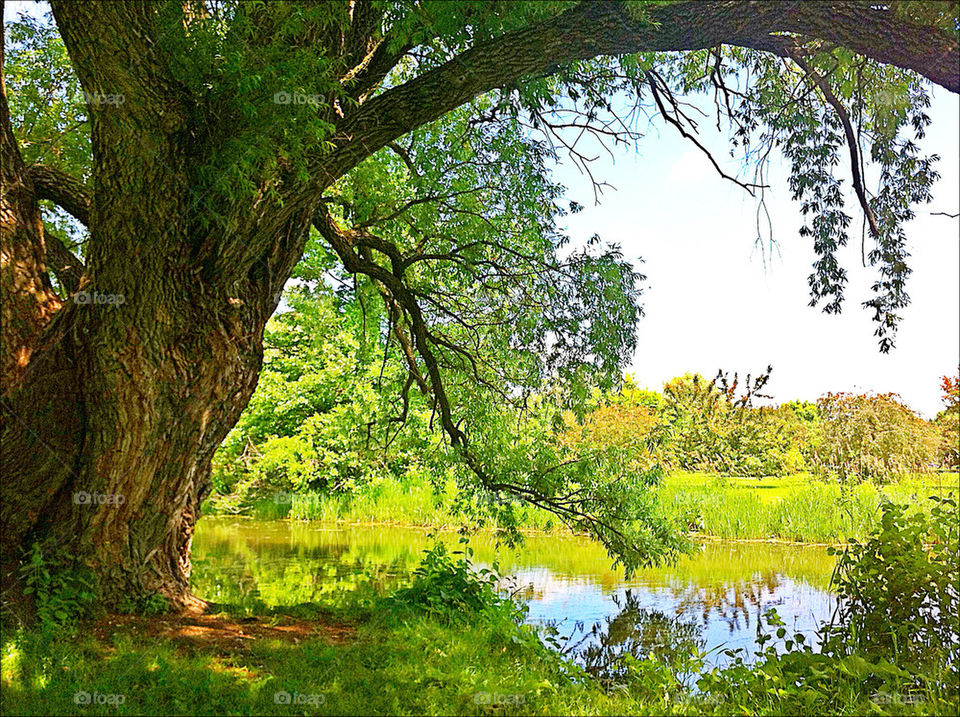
[697,496,959,715]
[823,495,959,673]
[656,373,801,477]
[384,539,522,623]
[117,592,171,617]
[19,544,98,630]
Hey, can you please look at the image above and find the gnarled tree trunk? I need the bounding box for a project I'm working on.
[0,0,313,610]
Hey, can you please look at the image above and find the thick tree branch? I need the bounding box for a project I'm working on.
[50,1,189,133]
[343,0,382,67]
[313,1,958,184]
[1,18,62,392]
[43,229,84,295]
[25,164,91,226]
[51,0,193,278]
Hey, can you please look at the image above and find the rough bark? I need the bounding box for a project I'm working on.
[25,163,92,226]
[0,33,62,393]
[1,0,311,610]
[0,8,66,614]
[40,229,84,295]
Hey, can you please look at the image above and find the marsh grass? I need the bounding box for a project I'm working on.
[281,476,561,532]
[660,472,958,543]
[227,471,960,545]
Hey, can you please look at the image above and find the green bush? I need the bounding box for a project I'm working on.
[117,592,171,617]
[935,371,959,470]
[823,496,959,673]
[695,498,960,715]
[384,539,522,623]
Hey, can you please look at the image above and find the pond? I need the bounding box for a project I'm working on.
[192,519,837,671]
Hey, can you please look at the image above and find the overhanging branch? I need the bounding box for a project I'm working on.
[313,1,958,185]
[788,52,881,238]
[646,70,767,197]
[311,206,634,547]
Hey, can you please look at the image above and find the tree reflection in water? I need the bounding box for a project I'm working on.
[551,590,705,688]
[191,519,834,656]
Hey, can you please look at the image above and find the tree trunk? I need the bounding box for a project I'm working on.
[1,0,319,613]
[1,199,315,612]
[0,254,282,610]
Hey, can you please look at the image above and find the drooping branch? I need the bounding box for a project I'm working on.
[646,70,767,197]
[313,206,466,447]
[24,164,91,226]
[788,51,881,238]
[311,206,635,548]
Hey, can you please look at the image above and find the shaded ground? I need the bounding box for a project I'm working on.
[90,607,357,656]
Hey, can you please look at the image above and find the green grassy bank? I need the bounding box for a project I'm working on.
[4,544,956,717]
[3,604,939,717]
[1,606,659,716]
[205,471,959,544]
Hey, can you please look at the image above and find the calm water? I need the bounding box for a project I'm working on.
[192,519,837,669]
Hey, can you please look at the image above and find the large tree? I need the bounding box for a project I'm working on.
[1,0,957,611]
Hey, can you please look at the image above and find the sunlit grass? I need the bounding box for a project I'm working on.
[0,609,687,716]
[283,475,561,532]
[4,588,953,716]
[206,470,959,545]
[660,471,958,543]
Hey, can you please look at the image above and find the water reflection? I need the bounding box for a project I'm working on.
[557,591,704,687]
[192,519,836,667]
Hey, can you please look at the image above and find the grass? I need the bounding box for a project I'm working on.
[0,602,698,716]
[3,590,954,716]
[207,471,960,545]
[249,475,562,532]
[660,472,959,543]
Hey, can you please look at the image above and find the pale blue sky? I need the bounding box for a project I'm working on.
[552,88,959,417]
[6,1,958,416]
